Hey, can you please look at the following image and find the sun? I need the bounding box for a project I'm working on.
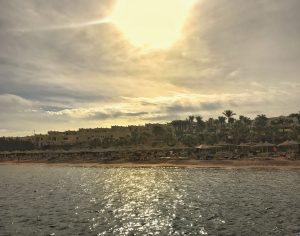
[110,0,196,49]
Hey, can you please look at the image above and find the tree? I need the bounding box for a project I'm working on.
[163,128,177,146]
[222,110,236,123]
[195,116,205,132]
[187,116,195,132]
[230,120,251,144]
[215,116,227,142]
[152,125,165,137]
[181,135,197,147]
[239,115,252,126]
[182,120,189,132]
[130,131,141,145]
[289,112,300,124]
[228,117,236,125]
[254,114,268,141]
[0,138,34,151]
[218,116,226,126]
[171,120,180,131]
[188,115,195,123]
[206,118,215,129]
[255,114,268,128]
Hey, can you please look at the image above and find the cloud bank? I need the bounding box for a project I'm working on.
[0,0,299,136]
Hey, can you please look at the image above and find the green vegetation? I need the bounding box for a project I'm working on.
[0,110,299,151]
[168,111,299,147]
[0,138,34,151]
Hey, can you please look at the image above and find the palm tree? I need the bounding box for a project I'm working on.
[255,114,268,128]
[217,116,226,127]
[183,119,189,131]
[195,116,205,132]
[276,117,293,136]
[254,114,268,141]
[188,115,195,123]
[188,116,195,132]
[222,110,236,124]
[239,115,251,125]
[171,120,177,130]
[206,118,215,129]
[171,120,181,131]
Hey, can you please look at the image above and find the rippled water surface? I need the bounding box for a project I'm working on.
[0,165,299,235]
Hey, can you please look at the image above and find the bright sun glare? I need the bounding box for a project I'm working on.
[111,0,197,49]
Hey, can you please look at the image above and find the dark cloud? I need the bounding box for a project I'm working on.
[164,102,222,115]
[165,104,199,114]
[200,102,222,111]
[144,114,181,123]
[88,111,148,120]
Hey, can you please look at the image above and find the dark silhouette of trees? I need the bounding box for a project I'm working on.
[152,125,165,137]
[289,112,300,123]
[195,116,205,132]
[0,138,34,151]
[181,134,197,147]
[2,110,299,151]
[217,116,226,127]
[222,110,236,123]
[188,116,195,123]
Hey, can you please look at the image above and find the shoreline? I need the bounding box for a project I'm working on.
[1,159,300,169]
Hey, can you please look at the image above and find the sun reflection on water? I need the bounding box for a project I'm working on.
[102,169,186,235]
[76,168,208,235]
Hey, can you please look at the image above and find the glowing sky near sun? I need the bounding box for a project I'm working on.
[111,0,197,49]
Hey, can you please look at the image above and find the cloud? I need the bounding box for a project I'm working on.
[40,105,73,112]
[165,104,199,114]
[0,94,33,111]
[201,102,222,111]
[164,101,222,115]
[0,0,299,136]
[10,19,112,33]
[88,111,148,120]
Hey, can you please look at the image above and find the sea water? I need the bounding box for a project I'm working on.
[0,164,299,235]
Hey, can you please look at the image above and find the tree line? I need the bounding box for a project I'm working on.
[0,137,34,151]
[1,110,299,150]
[170,110,300,146]
[87,110,300,148]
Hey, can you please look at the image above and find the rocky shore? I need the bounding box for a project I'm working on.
[0,148,300,168]
[0,148,193,162]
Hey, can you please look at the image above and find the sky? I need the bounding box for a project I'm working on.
[0,0,299,136]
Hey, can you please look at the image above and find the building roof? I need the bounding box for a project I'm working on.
[277,140,300,146]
